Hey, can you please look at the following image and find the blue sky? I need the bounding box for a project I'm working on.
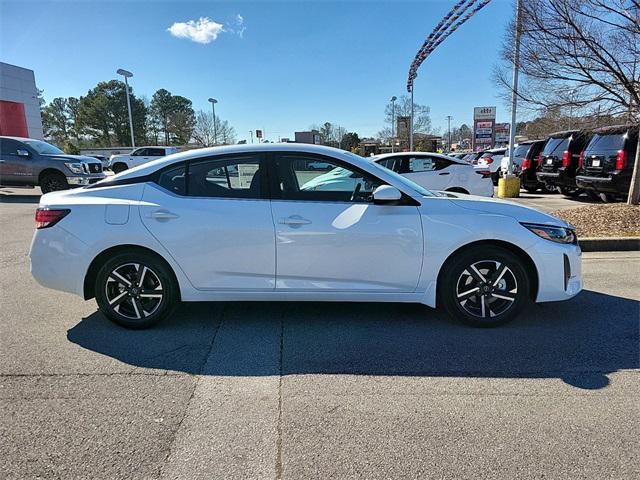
[1,0,513,142]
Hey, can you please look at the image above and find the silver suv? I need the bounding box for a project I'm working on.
[0,137,106,194]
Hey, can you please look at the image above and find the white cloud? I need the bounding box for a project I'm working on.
[168,17,225,44]
[235,14,246,38]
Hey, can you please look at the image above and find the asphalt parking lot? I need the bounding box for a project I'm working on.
[1,188,639,479]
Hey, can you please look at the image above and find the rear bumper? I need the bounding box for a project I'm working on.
[575,173,630,194]
[536,169,576,188]
[30,225,91,297]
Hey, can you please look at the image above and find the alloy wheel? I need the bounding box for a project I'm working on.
[105,263,164,320]
[455,260,518,319]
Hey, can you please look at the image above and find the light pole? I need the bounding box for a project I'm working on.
[446,115,453,151]
[116,68,135,147]
[208,98,218,145]
[409,88,414,151]
[389,96,397,153]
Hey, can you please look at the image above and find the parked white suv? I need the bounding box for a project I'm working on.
[474,148,507,184]
[109,146,179,173]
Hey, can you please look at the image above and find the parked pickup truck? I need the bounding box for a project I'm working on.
[0,136,106,194]
[109,146,179,173]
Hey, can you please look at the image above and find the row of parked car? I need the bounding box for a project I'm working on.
[450,124,638,202]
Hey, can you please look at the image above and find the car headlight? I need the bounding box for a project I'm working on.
[64,162,84,174]
[521,223,577,244]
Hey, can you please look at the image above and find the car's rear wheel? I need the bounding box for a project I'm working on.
[558,186,582,197]
[112,163,128,174]
[523,185,539,193]
[40,172,69,194]
[95,251,178,329]
[439,246,530,327]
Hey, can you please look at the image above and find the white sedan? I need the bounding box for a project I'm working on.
[30,144,582,329]
[373,152,494,197]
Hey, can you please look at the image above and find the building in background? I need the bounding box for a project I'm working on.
[295,130,321,144]
[0,62,43,139]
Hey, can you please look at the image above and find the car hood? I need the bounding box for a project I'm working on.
[44,154,101,164]
[443,192,571,227]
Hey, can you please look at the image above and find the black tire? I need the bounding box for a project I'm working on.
[491,171,500,185]
[523,185,538,193]
[439,246,531,327]
[95,251,178,329]
[558,186,582,198]
[112,163,128,174]
[40,172,69,194]
[599,192,617,203]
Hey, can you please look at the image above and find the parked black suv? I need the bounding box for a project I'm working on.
[513,140,552,193]
[536,130,592,197]
[576,125,638,202]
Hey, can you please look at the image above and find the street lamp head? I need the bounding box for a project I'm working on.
[208,98,218,104]
[390,96,397,102]
[116,68,133,78]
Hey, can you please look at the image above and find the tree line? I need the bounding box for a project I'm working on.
[41,81,236,151]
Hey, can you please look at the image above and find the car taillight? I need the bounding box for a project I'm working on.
[522,158,531,170]
[578,151,585,170]
[537,153,543,167]
[475,170,492,179]
[483,156,494,165]
[35,208,70,229]
[615,150,628,170]
[562,150,571,168]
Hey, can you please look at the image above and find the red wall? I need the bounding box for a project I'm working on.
[0,100,29,137]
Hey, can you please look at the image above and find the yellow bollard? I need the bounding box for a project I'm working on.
[498,174,521,198]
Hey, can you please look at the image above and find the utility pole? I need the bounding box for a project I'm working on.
[249,130,254,144]
[507,0,522,175]
[390,96,397,153]
[409,88,414,151]
[446,115,453,151]
[208,98,218,145]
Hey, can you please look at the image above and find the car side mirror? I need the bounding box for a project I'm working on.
[373,185,402,205]
[17,149,30,157]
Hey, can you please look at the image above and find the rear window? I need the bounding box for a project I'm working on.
[542,137,569,156]
[512,144,531,160]
[585,134,626,153]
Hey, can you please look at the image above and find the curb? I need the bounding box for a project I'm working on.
[579,237,640,252]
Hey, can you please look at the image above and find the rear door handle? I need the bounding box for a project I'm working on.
[438,172,450,175]
[149,210,179,220]
[279,215,312,226]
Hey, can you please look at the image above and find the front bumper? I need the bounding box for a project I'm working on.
[533,241,582,303]
[575,173,630,195]
[67,174,106,186]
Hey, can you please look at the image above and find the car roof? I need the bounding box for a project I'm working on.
[372,151,468,165]
[111,143,377,180]
[591,124,637,135]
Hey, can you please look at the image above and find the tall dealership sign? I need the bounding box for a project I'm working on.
[473,106,496,151]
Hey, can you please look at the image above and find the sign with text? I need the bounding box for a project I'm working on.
[256,129,263,138]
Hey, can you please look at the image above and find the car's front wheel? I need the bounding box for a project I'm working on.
[439,246,531,327]
[95,251,178,329]
[40,172,69,194]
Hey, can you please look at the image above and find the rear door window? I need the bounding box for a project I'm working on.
[512,144,531,160]
[148,148,166,156]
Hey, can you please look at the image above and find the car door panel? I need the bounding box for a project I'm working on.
[0,140,33,185]
[270,153,423,292]
[139,158,276,290]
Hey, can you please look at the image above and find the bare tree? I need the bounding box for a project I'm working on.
[495,0,640,203]
[379,95,432,146]
[193,110,237,146]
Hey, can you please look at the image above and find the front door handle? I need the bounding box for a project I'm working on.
[279,215,312,226]
[438,172,450,175]
[149,210,179,220]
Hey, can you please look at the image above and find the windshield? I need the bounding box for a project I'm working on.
[542,137,569,156]
[23,139,64,155]
[342,151,434,197]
